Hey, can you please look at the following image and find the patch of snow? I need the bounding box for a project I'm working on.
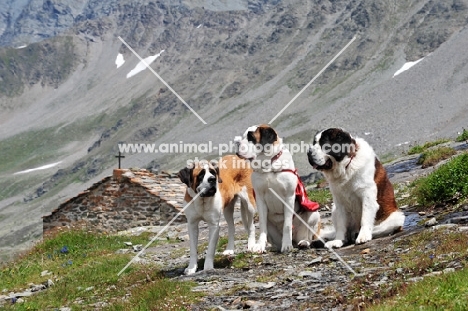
[126,50,165,79]
[364,132,371,136]
[14,161,62,175]
[115,53,125,68]
[395,142,409,147]
[393,58,424,77]
[197,24,202,28]
[15,44,27,49]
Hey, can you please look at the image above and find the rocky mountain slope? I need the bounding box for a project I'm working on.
[1,0,468,260]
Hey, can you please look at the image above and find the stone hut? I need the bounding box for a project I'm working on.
[43,168,187,234]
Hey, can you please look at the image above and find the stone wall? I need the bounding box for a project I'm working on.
[43,169,187,234]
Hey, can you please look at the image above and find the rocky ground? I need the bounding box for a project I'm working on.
[120,206,467,310]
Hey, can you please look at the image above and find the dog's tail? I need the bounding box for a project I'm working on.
[318,225,336,241]
[372,211,405,238]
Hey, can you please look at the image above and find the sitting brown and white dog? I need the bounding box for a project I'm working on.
[178,155,256,275]
[235,124,320,253]
[307,128,405,248]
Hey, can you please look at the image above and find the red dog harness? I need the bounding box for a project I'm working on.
[281,168,320,212]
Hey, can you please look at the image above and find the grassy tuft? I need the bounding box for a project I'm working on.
[417,146,456,168]
[456,128,468,142]
[307,188,333,206]
[413,153,468,206]
[408,139,450,155]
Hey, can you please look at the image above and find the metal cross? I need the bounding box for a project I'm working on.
[115,152,125,169]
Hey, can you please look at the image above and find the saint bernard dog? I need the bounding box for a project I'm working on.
[307,128,405,248]
[178,155,256,275]
[235,124,321,253]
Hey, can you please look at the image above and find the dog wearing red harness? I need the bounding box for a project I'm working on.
[235,124,320,253]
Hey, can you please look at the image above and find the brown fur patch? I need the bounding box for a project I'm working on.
[218,155,255,208]
[187,155,255,209]
[252,128,261,144]
[374,157,398,222]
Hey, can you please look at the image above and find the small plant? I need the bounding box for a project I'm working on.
[408,145,425,155]
[418,146,456,168]
[456,128,468,142]
[408,139,450,155]
[413,153,468,205]
[216,236,229,253]
[308,188,333,206]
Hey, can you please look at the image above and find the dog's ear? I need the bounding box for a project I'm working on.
[177,167,193,187]
[336,130,355,156]
[331,128,350,142]
[209,160,222,183]
[259,127,278,145]
[323,128,355,161]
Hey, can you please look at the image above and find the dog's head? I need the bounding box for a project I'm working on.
[307,128,357,171]
[178,160,222,197]
[234,124,279,160]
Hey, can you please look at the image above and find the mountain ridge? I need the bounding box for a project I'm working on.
[1,0,468,260]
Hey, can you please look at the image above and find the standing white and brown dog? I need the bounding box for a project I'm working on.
[235,124,320,253]
[178,155,256,275]
[307,128,405,248]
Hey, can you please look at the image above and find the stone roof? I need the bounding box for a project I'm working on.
[119,168,186,209]
[44,168,186,218]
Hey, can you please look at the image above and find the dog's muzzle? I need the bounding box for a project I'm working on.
[307,149,333,171]
[198,177,217,197]
[198,186,217,197]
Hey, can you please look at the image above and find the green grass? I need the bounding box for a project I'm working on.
[368,268,468,311]
[413,152,468,205]
[216,236,229,253]
[349,227,468,310]
[456,128,468,142]
[408,139,450,155]
[417,146,456,168]
[393,229,468,274]
[0,230,200,310]
[307,188,332,206]
[228,252,263,270]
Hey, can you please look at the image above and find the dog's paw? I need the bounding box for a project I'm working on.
[247,239,256,252]
[223,249,234,256]
[251,243,266,253]
[325,240,344,249]
[184,266,197,275]
[297,240,310,249]
[281,243,294,253]
[355,228,372,245]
